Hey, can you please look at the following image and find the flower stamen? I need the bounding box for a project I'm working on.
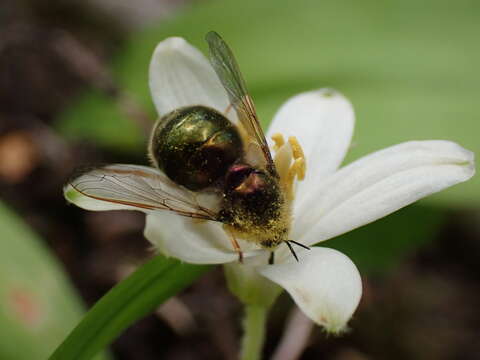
[288,136,306,181]
[271,133,285,152]
[271,133,307,201]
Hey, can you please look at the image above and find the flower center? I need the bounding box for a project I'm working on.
[271,133,306,201]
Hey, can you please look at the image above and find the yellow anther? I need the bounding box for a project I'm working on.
[288,136,305,161]
[283,158,305,201]
[293,158,306,181]
[288,136,306,181]
[271,133,307,202]
[271,133,285,152]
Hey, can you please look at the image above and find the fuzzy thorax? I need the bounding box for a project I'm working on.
[224,134,306,250]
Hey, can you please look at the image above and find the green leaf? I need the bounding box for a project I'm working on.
[57,0,479,206]
[0,201,108,359]
[49,256,210,360]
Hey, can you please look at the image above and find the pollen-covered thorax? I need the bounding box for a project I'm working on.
[220,134,306,250]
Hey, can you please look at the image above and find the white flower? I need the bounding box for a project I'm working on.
[65,37,475,333]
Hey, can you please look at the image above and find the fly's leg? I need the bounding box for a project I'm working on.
[268,251,275,265]
[225,227,243,263]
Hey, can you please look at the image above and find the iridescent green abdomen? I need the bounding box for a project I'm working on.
[150,105,243,190]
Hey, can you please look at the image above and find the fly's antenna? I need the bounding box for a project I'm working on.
[284,240,310,262]
[285,241,298,261]
[289,240,310,250]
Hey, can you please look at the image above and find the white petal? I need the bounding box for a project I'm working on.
[295,140,475,246]
[145,212,244,264]
[267,89,355,204]
[64,184,143,212]
[149,37,230,117]
[259,247,362,333]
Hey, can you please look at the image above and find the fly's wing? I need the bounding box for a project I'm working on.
[67,164,220,220]
[205,31,278,177]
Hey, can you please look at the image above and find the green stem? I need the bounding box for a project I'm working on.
[240,305,268,360]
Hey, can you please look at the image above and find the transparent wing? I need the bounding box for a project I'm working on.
[205,31,277,177]
[68,164,220,220]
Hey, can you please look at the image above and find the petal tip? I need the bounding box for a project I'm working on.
[311,87,354,118]
[461,148,475,176]
[315,312,352,335]
[314,88,350,103]
[259,248,362,334]
[444,141,476,180]
[63,184,78,204]
[315,88,340,98]
[148,34,229,117]
[153,36,188,54]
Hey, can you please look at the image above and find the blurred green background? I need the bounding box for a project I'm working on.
[1,0,478,359]
[60,0,479,206]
